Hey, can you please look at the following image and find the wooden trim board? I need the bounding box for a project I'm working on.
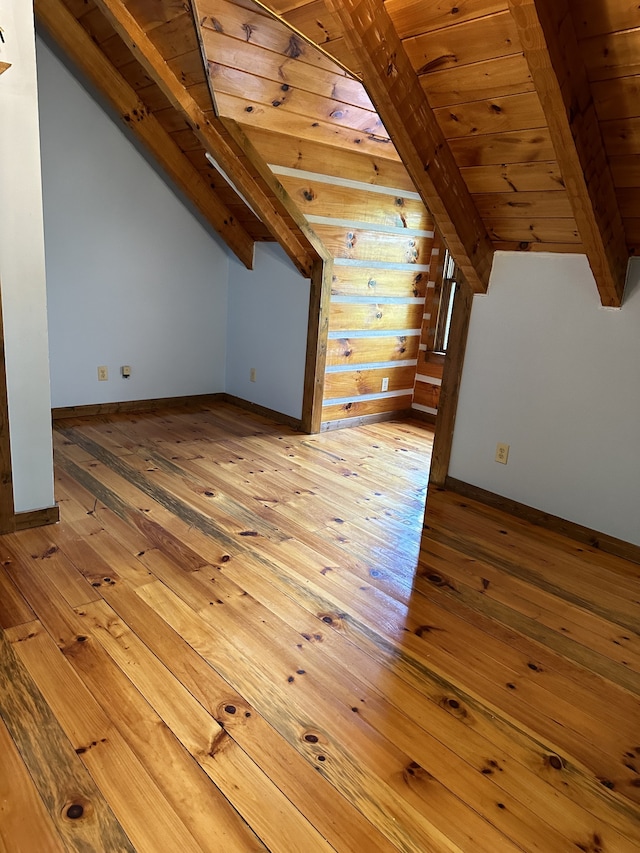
[52,394,300,430]
[409,409,437,425]
[444,476,640,565]
[51,394,226,421]
[0,281,15,533]
[221,395,302,431]
[321,408,414,431]
[14,505,60,531]
[428,278,474,487]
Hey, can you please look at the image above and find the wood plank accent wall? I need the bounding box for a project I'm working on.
[574,0,640,258]
[412,235,445,420]
[268,161,435,427]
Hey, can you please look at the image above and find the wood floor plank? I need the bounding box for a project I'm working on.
[75,597,337,853]
[84,580,400,853]
[0,566,35,629]
[136,579,476,853]
[221,551,640,847]
[2,401,638,852]
[419,536,640,674]
[1,561,218,853]
[0,628,134,852]
[0,710,66,852]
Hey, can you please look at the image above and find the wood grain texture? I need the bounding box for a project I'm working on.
[0,714,65,852]
[326,334,420,366]
[0,282,14,534]
[246,126,417,190]
[35,0,256,269]
[429,279,474,487]
[324,0,494,293]
[1,400,638,851]
[506,0,629,306]
[303,258,332,433]
[0,629,134,852]
[93,0,318,277]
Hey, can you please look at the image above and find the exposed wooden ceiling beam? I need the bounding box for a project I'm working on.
[35,0,255,270]
[219,118,329,262]
[93,0,319,278]
[507,0,628,307]
[324,0,494,293]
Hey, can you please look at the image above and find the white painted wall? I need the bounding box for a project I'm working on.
[0,1,55,512]
[450,252,640,545]
[37,39,229,408]
[226,243,309,419]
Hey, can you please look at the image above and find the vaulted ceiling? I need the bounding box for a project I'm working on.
[36,0,639,307]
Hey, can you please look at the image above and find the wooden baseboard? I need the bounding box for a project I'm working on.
[409,408,437,425]
[445,476,640,565]
[321,408,413,432]
[52,394,225,420]
[220,395,302,431]
[14,505,60,531]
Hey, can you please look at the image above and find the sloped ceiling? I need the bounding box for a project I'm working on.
[36,0,639,306]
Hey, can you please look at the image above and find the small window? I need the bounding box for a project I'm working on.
[433,249,458,354]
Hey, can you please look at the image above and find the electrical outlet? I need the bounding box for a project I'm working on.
[121,365,131,379]
[381,376,389,392]
[495,442,510,464]
[97,366,108,381]
[250,368,256,382]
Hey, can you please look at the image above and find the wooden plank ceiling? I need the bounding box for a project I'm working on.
[36,0,639,306]
[264,0,639,306]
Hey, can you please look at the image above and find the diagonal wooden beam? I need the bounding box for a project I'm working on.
[219,118,329,261]
[35,0,255,270]
[507,0,629,307]
[324,0,494,293]
[93,0,318,278]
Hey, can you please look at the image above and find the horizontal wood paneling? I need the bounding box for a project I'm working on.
[592,76,640,122]
[313,226,430,264]
[216,92,399,160]
[420,53,534,107]
[473,191,574,219]
[245,128,417,191]
[571,0,640,40]
[492,240,585,253]
[609,155,640,188]
[404,11,520,74]
[331,267,427,298]
[486,218,580,244]
[413,379,441,410]
[626,219,640,251]
[387,0,508,40]
[329,302,424,333]
[412,238,442,416]
[461,162,565,194]
[616,189,640,219]
[209,62,377,124]
[421,357,445,380]
[448,129,556,167]
[324,366,416,399]
[201,0,351,79]
[601,117,640,157]
[280,177,429,230]
[322,394,414,422]
[326,335,420,366]
[434,92,547,140]
[580,30,640,83]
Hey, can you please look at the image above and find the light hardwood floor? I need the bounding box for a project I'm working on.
[0,401,638,852]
